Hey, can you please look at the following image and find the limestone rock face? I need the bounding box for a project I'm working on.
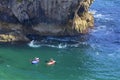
[0,0,94,42]
[0,22,29,42]
[72,0,94,33]
[0,0,83,23]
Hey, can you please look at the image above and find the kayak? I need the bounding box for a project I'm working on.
[31,60,39,64]
[47,61,56,65]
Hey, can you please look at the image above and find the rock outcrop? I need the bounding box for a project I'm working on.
[0,22,29,42]
[0,0,94,42]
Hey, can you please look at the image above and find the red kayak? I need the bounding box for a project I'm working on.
[47,60,56,65]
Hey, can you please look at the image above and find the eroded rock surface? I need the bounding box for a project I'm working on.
[0,0,94,42]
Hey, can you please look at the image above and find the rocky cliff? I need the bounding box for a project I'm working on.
[0,0,94,42]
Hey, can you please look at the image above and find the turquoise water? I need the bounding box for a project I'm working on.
[0,45,93,80]
[0,0,120,80]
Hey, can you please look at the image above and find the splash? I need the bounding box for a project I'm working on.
[89,9,97,15]
[28,40,40,48]
[58,44,67,49]
[28,40,68,49]
[94,13,113,20]
[46,43,67,49]
[28,40,89,49]
[27,36,90,49]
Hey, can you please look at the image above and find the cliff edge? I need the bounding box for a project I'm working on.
[0,0,94,42]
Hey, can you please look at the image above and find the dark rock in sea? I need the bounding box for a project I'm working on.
[0,0,94,42]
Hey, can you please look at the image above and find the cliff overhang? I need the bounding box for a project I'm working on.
[0,0,94,42]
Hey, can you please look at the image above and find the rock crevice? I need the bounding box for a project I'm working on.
[0,0,94,42]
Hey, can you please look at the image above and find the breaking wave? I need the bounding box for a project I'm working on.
[94,13,113,21]
[28,38,89,49]
[90,9,113,21]
[28,40,41,48]
[89,9,97,15]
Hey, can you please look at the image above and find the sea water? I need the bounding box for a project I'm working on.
[0,0,120,80]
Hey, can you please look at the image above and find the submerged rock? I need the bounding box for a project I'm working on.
[0,0,94,42]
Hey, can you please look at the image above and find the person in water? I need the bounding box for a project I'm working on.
[35,57,40,62]
[50,58,54,62]
[31,57,40,64]
[46,58,56,65]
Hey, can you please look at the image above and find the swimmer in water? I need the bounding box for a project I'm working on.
[46,58,56,65]
[31,57,40,64]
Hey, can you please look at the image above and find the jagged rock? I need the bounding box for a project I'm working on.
[0,33,29,42]
[0,0,94,42]
[0,22,29,42]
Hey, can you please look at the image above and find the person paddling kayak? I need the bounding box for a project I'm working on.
[31,57,40,64]
[46,58,56,65]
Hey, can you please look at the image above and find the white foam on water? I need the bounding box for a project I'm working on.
[58,43,67,49]
[89,9,112,21]
[69,42,88,48]
[94,13,113,20]
[94,14,104,18]
[70,43,79,47]
[104,17,113,21]
[43,43,67,49]
[28,40,40,48]
[28,40,68,49]
[28,40,88,49]
[89,9,97,15]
